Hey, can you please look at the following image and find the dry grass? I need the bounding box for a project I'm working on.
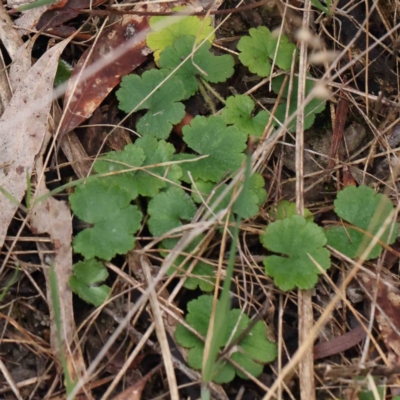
[1,0,400,399]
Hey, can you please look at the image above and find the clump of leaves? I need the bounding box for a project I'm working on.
[69,259,111,307]
[69,180,142,260]
[237,26,297,77]
[326,185,398,260]
[221,95,273,137]
[261,215,331,291]
[271,74,326,131]
[175,295,277,383]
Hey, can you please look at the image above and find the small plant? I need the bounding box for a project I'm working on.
[174,295,277,383]
[325,185,398,259]
[69,179,142,260]
[260,215,331,291]
[237,26,297,77]
[116,69,186,139]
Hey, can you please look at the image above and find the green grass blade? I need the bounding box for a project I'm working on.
[49,263,75,395]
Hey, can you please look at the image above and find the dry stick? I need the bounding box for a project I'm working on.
[140,256,179,400]
[79,0,267,16]
[295,1,315,400]
[0,358,23,400]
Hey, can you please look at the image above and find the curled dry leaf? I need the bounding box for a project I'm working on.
[59,0,203,137]
[0,39,70,248]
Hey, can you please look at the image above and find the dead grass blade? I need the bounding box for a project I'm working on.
[295,1,316,399]
[140,256,179,399]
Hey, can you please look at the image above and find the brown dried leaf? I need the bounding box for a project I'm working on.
[37,0,106,32]
[59,0,199,137]
[110,364,162,400]
[0,39,69,248]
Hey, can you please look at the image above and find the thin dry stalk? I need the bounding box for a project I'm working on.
[140,256,179,399]
[295,1,315,399]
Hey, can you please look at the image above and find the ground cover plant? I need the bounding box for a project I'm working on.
[1,0,400,399]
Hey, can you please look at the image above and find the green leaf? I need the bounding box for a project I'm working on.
[54,59,73,87]
[271,74,326,132]
[147,13,215,61]
[270,200,314,222]
[116,69,186,139]
[69,259,111,306]
[147,187,197,244]
[182,116,247,182]
[261,215,330,291]
[94,138,181,198]
[192,173,267,219]
[326,185,398,260]
[358,385,384,400]
[175,295,277,383]
[133,136,182,196]
[237,26,297,77]
[94,144,145,200]
[162,234,215,291]
[70,180,143,260]
[234,173,267,218]
[159,35,234,99]
[221,95,273,137]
